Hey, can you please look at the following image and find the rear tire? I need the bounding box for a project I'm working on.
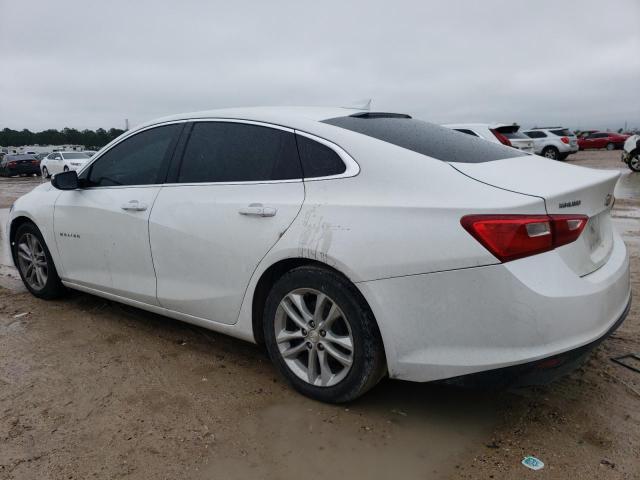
[12,222,66,299]
[542,146,559,160]
[42,167,49,178]
[63,166,69,172]
[629,153,640,172]
[263,266,386,403]
[606,142,615,151]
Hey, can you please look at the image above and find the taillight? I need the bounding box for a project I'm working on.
[8,161,17,167]
[560,137,570,144]
[461,214,588,262]
[490,129,512,147]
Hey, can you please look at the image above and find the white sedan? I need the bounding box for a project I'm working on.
[7,107,630,403]
[40,151,91,178]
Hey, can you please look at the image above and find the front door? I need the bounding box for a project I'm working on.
[53,123,183,304]
[150,120,305,324]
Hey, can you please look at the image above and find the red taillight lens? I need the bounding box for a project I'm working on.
[561,136,570,144]
[461,214,588,262]
[8,161,17,167]
[490,129,512,147]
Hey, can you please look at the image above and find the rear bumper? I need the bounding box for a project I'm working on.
[5,166,40,175]
[444,294,630,387]
[358,231,630,382]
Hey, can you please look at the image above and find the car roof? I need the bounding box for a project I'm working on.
[136,106,370,132]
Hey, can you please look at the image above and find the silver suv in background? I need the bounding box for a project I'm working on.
[523,127,578,160]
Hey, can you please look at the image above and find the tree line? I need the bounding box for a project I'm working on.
[0,127,126,149]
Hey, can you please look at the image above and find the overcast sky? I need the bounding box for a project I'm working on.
[1,0,639,132]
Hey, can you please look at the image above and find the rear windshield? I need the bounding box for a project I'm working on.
[322,115,525,163]
[550,129,573,137]
[63,152,90,159]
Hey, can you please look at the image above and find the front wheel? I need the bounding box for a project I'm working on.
[42,167,49,178]
[12,222,66,299]
[629,153,640,172]
[263,266,386,403]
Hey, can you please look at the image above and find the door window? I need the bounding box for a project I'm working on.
[295,135,347,177]
[177,122,302,183]
[85,124,181,187]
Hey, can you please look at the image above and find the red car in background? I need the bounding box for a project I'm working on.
[578,131,629,150]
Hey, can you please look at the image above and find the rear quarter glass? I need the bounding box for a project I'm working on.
[322,116,526,163]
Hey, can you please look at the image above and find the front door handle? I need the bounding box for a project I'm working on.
[121,200,148,212]
[239,203,277,217]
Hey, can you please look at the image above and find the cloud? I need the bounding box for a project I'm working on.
[1,0,639,131]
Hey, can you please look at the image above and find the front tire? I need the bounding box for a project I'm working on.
[629,153,640,172]
[42,167,49,178]
[263,266,386,403]
[12,222,66,299]
[63,166,69,172]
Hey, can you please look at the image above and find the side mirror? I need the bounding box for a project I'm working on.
[51,170,80,190]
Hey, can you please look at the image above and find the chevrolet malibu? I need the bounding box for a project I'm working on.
[7,107,631,403]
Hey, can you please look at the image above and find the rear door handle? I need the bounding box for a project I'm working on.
[238,203,277,217]
[121,200,148,212]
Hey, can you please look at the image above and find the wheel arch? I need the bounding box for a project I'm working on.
[250,257,373,346]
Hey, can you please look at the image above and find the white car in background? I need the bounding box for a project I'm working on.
[622,134,640,172]
[445,123,534,153]
[40,151,92,178]
[8,107,630,403]
[523,127,579,160]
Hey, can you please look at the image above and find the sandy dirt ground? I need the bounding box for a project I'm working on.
[0,150,638,479]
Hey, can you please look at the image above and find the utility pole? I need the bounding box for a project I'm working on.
[125,118,130,131]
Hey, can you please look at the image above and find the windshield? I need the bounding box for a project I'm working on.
[322,115,525,163]
[63,152,90,159]
[501,131,530,140]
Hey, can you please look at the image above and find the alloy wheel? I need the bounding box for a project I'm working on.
[274,288,354,387]
[630,155,640,172]
[16,233,48,290]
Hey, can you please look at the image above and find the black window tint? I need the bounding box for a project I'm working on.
[524,131,543,138]
[323,116,526,163]
[550,129,572,137]
[178,122,301,183]
[87,124,180,186]
[295,135,346,178]
[454,129,479,137]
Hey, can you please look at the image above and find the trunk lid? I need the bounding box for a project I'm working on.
[451,156,620,276]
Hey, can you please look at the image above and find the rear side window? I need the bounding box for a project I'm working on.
[177,122,301,183]
[295,135,346,178]
[323,115,525,163]
[501,131,530,140]
[87,124,180,187]
[550,129,572,137]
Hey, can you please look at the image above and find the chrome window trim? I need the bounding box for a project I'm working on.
[77,117,359,189]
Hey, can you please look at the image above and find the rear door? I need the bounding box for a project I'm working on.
[149,120,305,324]
[54,123,183,304]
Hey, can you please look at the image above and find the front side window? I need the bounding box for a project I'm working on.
[62,152,90,160]
[86,124,180,187]
[177,122,301,183]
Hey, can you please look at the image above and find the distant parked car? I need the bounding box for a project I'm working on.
[40,151,91,178]
[578,131,629,151]
[523,127,578,160]
[35,152,51,161]
[0,154,41,177]
[622,135,640,172]
[444,123,534,153]
[83,150,97,157]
